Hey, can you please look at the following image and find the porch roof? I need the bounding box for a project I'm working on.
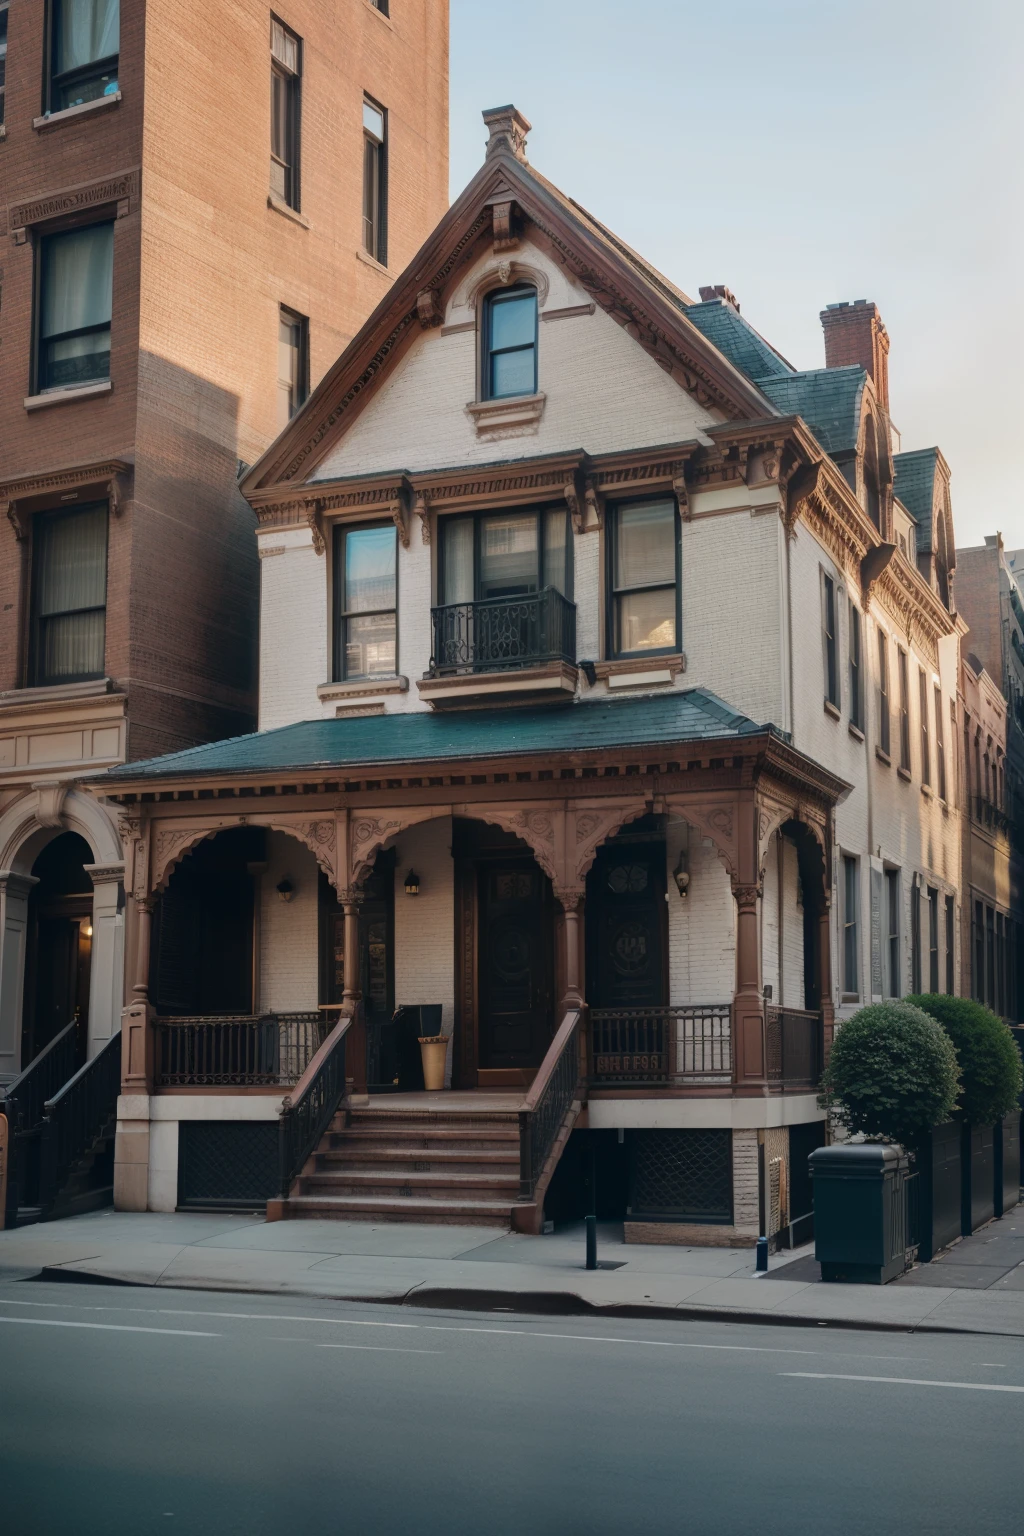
[97,690,779,786]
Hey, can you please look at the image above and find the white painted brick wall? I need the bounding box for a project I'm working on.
[259,832,319,1012]
[666,819,735,1004]
[392,816,456,1083]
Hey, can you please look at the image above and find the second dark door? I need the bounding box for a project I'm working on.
[478,862,551,1070]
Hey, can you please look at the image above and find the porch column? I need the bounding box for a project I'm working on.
[0,873,38,1083]
[342,892,367,1096]
[731,797,767,1089]
[84,863,125,1058]
[554,886,585,1013]
[121,896,155,1092]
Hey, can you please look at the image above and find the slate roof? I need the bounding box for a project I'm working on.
[893,449,939,552]
[757,367,866,455]
[97,691,779,784]
[683,300,794,382]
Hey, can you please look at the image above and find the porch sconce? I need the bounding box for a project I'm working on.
[672,850,690,898]
[83,923,94,939]
[763,984,773,1002]
[276,878,295,903]
[404,869,421,896]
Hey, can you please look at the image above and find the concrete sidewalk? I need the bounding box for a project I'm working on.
[1,1205,1023,1336]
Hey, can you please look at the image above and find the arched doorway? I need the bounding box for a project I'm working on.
[152,828,265,1015]
[21,831,95,1067]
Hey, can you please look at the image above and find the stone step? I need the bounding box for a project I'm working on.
[299,1169,520,1199]
[329,1126,519,1152]
[280,1193,516,1226]
[315,1147,519,1175]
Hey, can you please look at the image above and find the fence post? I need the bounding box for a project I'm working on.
[518,1110,532,1200]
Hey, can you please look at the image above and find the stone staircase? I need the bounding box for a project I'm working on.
[281,1106,524,1226]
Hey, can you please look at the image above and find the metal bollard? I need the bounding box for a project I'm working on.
[585,1214,598,1270]
[755,1236,769,1272]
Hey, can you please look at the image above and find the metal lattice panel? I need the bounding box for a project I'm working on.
[628,1129,733,1223]
[178,1122,278,1208]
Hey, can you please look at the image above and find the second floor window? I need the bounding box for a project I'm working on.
[822,573,838,708]
[935,687,946,800]
[849,602,862,729]
[333,524,397,681]
[38,223,114,391]
[30,504,108,686]
[928,887,939,991]
[439,509,571,606]
[877,628,891,756]
[50,0,119,112]
[362,98,387,263]
[277,306,308,429]
[842,855,859,997]
[945,895,955,994]
[918,668,930,785]
[270,18,301,209]
[897,647,911,772]
[483,286,537,400]
[608,499,678,658]
[886,868,900,997]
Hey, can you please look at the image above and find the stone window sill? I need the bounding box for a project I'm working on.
[365,1,394,27]
[317,676,407,704]
[875,746,891,766]
[0,677,119,713]
[897,766,912,783]
[848,722,865,742]
[920,783,932,798]
[33,91,122,132]
[24,380,111,411]
[823,698,841,721]
[356,246,389,276]
[418,660,577,708]
[267,192,309,228]
[465,392,546,442]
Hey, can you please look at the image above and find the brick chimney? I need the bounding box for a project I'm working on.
[699,284,741,313]
[820,300,890,411]
[482,105,531,163]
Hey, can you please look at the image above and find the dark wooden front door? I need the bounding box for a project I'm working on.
[478,862,552,1070]
[587,844,667,1011]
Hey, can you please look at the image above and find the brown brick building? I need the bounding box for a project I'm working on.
[0,0,449,1092]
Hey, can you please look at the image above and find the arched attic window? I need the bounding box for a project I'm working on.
[863,414,881,530]
[482,285,538,400]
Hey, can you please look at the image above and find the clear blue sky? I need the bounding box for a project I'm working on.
[449,0,1023,552]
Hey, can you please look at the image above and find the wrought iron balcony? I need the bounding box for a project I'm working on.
[589,1004,732,1087]
[429,588,576,676]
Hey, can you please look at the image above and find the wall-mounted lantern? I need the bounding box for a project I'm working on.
[672,849,690,898]
[276,878,295,903]
[404,869,421,896]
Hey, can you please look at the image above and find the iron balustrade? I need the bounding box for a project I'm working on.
[0,1019,79,1225]
[430,587,576,675]
[766,1006,824,1088]
[278,1011,353,1198]
[155,1013,327,1087]
[38,1030,122,1216]
[518,1008,583,1200]
[589,1004,732,1086]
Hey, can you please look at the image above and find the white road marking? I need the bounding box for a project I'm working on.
[0,1316,217,1337]
[317,1343,442,1355]
[782,1372,1024,1393]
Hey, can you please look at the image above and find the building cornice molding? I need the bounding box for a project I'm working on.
[1,459,133,540]
[8,168,140,241]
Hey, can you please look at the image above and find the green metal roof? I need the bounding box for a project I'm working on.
[893,448,938,551]
[684,300,794,382]
[98,690,777,784]
[757,367,866,454]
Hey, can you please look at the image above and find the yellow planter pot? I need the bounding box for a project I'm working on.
[418,1036,448,1091]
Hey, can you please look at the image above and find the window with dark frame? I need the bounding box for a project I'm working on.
[439,507,572,604]
[974,732,982,819]
[986,904,995,1008]
[333,524,397,682]
[877,628,891,756]
[898,648,911,771]
[369,0,390,12]
[48,0,119,113]
[928,887,939,992]
[482,285,537,401]
[822,573,838,708]
[919,668,930,785]
[973,899,984,1001]
[37,222,114,392]
[996,913,1006,1017]
[30,504,108,686]
[362,96,387,263]
[849,601,862,728]
[277,305,308,429]
[270,18,301,209]
[0,3,9,127]
[934,686,946,800]
[607,499,678,659]
[842,855,859,996]
[945,894,955,994]
[886,867,900,998]
[910,881,922,993]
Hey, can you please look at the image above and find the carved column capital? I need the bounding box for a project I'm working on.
[731,881,762,908]
[553,885,585,912]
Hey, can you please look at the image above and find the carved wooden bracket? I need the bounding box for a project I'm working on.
[414,491,431,545]
[307,500,326,556]
[4,501,28,542]
[416,288,444,328]
[492,199,519,252]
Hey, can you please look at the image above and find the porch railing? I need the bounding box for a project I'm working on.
[519,1008,583,1201]
[39,1030,122,1215]
[154,1013,327,1088]
[429,588,577,676]
[278,1010,354,1198]
[1,1019,79,1225]
[766,1006,823,1089]
[588,1004,732,1086]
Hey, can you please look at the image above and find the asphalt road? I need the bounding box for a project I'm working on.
[1,1278,1021,1536]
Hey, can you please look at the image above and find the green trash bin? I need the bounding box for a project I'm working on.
[810,1143,911,1284]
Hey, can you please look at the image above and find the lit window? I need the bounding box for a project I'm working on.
[362,97,387,263]
[483,286,537,400]
[277,306,308,429]
[270,18,301,209]
[49,0,119,112]
[334,524,397,681]
[608,500,678,658]
[38,223,114,391]
[30,504,108,685]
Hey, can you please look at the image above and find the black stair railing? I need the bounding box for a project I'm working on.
[278,1011,354,1199]
[518,1008,583,1201]
[430,588,576,675]
[38,1030,122,1217]
[1,1020,79,1225]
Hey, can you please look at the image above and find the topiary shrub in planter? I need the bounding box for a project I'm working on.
[819,1001,960,1148]
[905,995,1023,1126]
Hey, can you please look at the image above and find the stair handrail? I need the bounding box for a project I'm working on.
[277,1009,354,1199]
[0,1020,79,1134]
[519,1008,583,1201]
[39,1030,122,1216]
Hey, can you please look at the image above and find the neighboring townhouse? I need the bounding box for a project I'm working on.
[96,107,959,1245]
[0,0,448,1219]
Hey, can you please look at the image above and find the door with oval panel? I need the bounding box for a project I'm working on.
[586,845,667,1012]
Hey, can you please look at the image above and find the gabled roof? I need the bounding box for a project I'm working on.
[758,367,867,455]
[684,299,794,383]
[96,691,779,785]
[893,448,939,552]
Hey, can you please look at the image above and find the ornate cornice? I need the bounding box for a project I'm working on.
[9,168,140,240]
[2,459,132,540]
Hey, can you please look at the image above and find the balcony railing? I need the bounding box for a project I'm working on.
[155,1013,327,1088]
[766,1006,823,1089]
[589,1004,732,1087]
[429,588,576,676]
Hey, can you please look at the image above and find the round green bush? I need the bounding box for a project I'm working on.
[905,994,1023,1125]
[819,1001,960,1146]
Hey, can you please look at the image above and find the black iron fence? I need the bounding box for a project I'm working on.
[430,588,576,675]
[278,1012,352,1198]
[519,1009,583,1201]
[589,1004,732,1086]
[1,1021,79,1225]
[155,1013,326,1088]
[766,1006,823,1088]
[38,1030,121,1215]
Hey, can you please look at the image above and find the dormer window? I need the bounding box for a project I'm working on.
[483,286,537,399]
